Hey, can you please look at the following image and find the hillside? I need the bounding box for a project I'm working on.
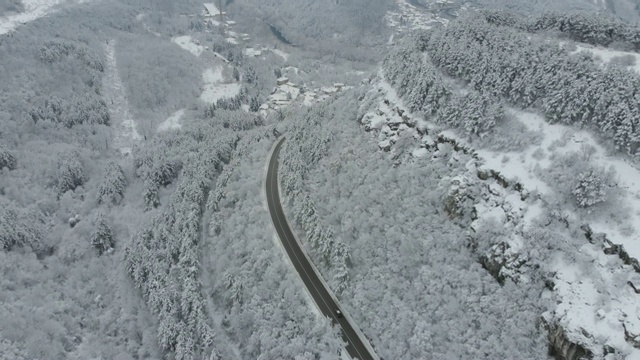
[2,0,640,359]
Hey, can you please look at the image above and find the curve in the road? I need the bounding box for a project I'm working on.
[266,137,378,360]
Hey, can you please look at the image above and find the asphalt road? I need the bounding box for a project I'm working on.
[266,137,376,360]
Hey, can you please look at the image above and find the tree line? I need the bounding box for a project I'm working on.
[383,37,505,139]
[482,10,640,51]
[420,15,640,156]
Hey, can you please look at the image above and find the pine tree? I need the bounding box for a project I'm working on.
[91,212,114,255]
[0,146,16,170]
[97,161,127,205]
[57,152,85,195]
[249,96,260,112]
[143,180,161,210]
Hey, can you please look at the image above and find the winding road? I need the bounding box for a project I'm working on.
[266,137,377,360]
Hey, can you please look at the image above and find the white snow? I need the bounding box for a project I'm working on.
[411,148,429,158]
[103,40,142,156]
[0,0,66,35]
[572,44,640,74]
[172,35,204,57]
[203,2,219,16]
[199,67,241,104]
[225,37,238,45]
[551,254,640,359]
[244,48,262,57]
[477,110,640,261]
[271,48,290,61]
[158,109,184,132]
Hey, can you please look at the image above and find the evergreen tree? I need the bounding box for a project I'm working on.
[91,212,114,255]
[0,146,17,170]
[97,161,127,205]
[57,152,85,196]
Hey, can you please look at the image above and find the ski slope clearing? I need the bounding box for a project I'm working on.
[172,35,204,56]
[199,66,241,104]
[0,0,64,35]
[103,40,142,155]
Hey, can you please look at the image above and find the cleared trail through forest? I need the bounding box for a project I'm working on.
[103,40,142,156]
[266,137,378,360]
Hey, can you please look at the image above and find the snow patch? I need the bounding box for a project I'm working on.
[271,48,289,61]
[0,0,65,35]
[158,109,184,132]
[172,35,204,57]
[572,44,640,74]
[551,254,640,359]
[103,40,142,156]
[200,67,241,104]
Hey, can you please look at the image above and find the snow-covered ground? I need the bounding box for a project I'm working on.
[572,44,640,74]
[0,0,68,35]
[172,35,204,56]
[271,48,289,61]
[199,66,241,104]
[359,72,640,358]
[158,109,184,132]
[103,40,142,155]
[478,111,640,261]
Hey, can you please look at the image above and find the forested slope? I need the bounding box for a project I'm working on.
[378,11,640,359]
[279,95,549,359]
[228,0,393,59]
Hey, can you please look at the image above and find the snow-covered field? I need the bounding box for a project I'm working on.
[103,40,142,155]
[199,67,241,104]
[158,109,184,132]
[0,0,67,35]
[572,44,640,74]
[172,35,204,56]
[478,111,640,261]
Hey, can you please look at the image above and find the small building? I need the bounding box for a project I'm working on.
[259,104,269,111]
[203,3,219,17]
[277,77,289,86]
[226,20,236,26]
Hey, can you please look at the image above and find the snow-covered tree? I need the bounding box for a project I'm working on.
[57,152,85,196]
[97,161,127,205]
[91,212,114,255]
[572,167,612,208]
[0,146,16,170]
[0,199,44,252]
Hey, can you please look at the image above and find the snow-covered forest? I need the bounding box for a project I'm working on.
[3,0,640,359]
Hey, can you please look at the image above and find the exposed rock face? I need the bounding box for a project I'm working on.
[480,242,527,285]
[583,225,640,274]
[543,321,594,360]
